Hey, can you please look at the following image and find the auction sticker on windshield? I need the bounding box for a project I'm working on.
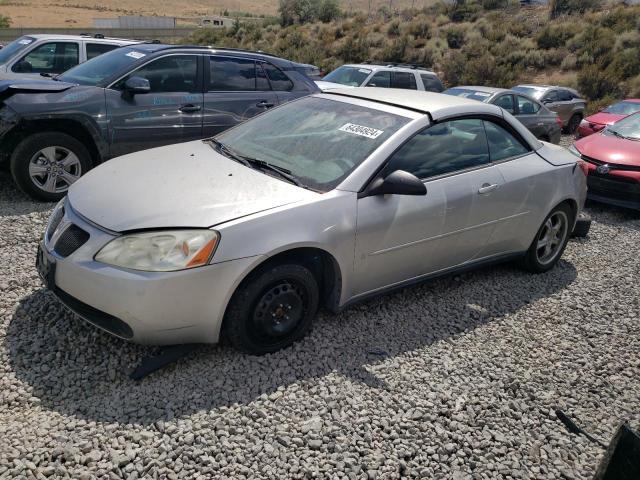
[339,123,384,139]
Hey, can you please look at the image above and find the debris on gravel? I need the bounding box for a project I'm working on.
[0,137,639,479]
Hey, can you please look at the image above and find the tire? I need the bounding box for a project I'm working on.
[565,114,581,135]
[223,263,319,355]
[520,204,574,273]
[572,213,592,238]
[10,132,92,202]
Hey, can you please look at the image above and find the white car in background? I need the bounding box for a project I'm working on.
[0,34,140,80]
[317,62,444,92]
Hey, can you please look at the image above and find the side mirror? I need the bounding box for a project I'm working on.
[123,76,150,97]
[14,60,32,73]
[366,170,427,197]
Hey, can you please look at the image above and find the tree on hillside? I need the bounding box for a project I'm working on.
[278,0,341,26]
[0,15,10,28]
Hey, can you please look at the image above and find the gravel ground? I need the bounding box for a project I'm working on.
[1,136,639,479]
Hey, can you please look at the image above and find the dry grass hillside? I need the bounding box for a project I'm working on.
[1,0,428,27]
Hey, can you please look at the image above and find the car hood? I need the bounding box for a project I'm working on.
[68,140,319,232]
[584,111,624,126]
[0,78,74,94]
[575,132,640,166]
[315,80,353,91]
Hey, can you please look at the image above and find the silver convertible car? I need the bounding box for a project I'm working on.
[37,88,587,354]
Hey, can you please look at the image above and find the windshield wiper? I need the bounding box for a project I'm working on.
[207,139,304,187]
[207,139,250,167]
[242,157,304,187]
[608,129,628,140]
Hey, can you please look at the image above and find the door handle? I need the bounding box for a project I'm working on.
[179,104,202,113]
[478,183,498,194]
[256,100,274,108]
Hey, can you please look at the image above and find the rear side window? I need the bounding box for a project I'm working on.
[420,74,443,92]
[557,89,573,102]
[14,42,79,74]
[391,72,417,90]
[86,43,119,60]
[543,90,559,103]
[366,71,391,88]
[263,63,293,91]
[383,118,489,179]
[210,56,256,91]
[483,121,529,162]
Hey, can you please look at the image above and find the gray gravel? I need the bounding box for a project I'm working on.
[1,138,639,479]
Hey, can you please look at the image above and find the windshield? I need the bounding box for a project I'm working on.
[0,36,35,64]
[606,112,640,141]
[512,86,544,100]
[58,46,145,86]
[603,101,640,116]
[216,96,410,192]
[323,66,371,86]
[443,87,493,102]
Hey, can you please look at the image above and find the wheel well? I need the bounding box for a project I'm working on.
[558,199,578,224]
[235,248,342,313]
[0,119,100,166]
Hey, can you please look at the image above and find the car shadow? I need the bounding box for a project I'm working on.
[0,171,55,216]
[5,260,577,425]
[585,201,640,232]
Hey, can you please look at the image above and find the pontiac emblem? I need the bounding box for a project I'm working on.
[596,164,611,175]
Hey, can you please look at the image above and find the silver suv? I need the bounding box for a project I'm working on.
[512,84,586,134]
[0,34,140,80]
[317,62,444,92]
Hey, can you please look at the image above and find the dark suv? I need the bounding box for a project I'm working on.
[0,44,319,200]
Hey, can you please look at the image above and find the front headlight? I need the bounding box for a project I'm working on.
[567,144,582,158]
[95,230,219,272]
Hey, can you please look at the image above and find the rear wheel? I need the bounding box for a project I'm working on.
[565,114,581,134]
[223,263,319,354]
[10,132,92,202]
[521,204,573,273]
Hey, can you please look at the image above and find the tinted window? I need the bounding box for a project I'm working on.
[483,121,529,161]
[15,42,79,74]
[516,95,540,114]
[366,71,391,88]
[383,119,490,179]
[543,90,559,103]
[210,56,256,91]
[217,97,410,192]
[420,74,443,92]
[392,72,417,90]
[256,62,270,90]
[86,43,119,60]
[263,63,293,91]
[494,94,515,114]
[120,55,197,93]
[557,89,573,102]
[60,47,144,86]
[512,86,545,100]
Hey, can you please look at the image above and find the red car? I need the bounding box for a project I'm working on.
[576,99,640,138]
[571,112,640,210]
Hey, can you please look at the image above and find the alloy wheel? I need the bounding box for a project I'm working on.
[536,211,569,265]
[28,146,82,194]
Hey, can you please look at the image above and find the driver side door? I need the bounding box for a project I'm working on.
[106,53,204,158]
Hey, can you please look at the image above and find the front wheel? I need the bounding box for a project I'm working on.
[10,132,92,202]
[565,114,581,134]
[521,204,573,273]
[223,263,319,354]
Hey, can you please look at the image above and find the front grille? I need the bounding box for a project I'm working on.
[46,206,65,242]
[54,287,134,339]
[588,175,640,202]
[54,224,90,257]
[582,155,640,172]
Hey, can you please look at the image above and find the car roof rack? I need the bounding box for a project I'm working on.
[79,33,106,39]
[153,44,280,58]
[362,60,431,70]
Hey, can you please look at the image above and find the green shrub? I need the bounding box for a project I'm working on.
[560,53,577,71]
[536,23,578,49]
[0,15,9,28]
[549,0,600,19]
[445,26,466,49]
[577,65,619,100]
[605,48,640,81]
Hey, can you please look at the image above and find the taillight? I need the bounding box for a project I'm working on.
[577,160,589,176]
